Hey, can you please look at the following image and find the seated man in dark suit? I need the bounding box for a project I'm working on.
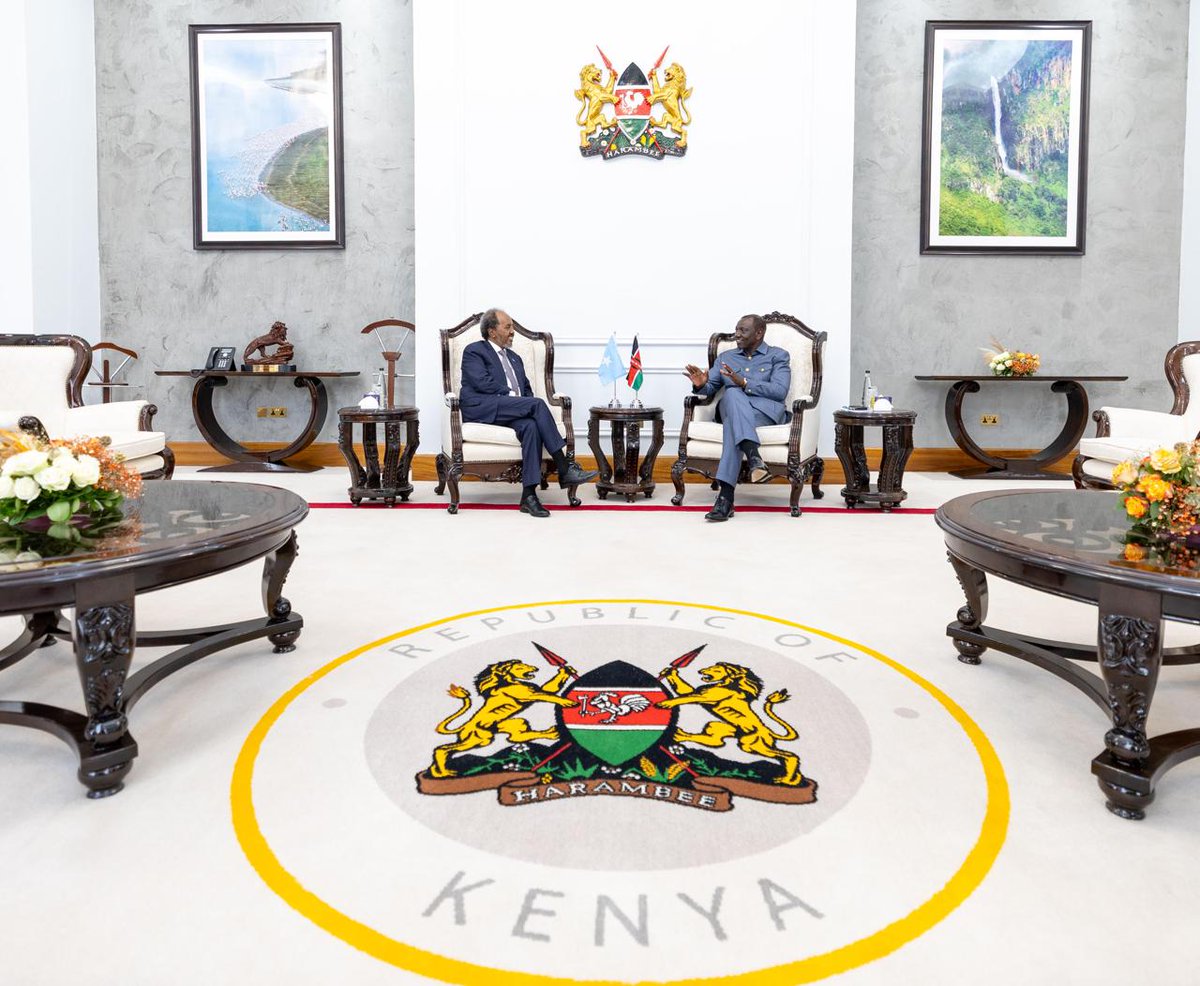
[459,309,597,516]
[683,314,791,522]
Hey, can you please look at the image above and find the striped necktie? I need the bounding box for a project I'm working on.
[499,349,520,395]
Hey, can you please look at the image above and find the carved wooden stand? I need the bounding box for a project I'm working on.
[833,408,916,511]
[587,406,665,502]
[337,406,419,506]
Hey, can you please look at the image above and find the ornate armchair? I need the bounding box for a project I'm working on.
[1073,341,1200,489]
[0,334,174,478]
[670,311,825,516]
[434,313,579,513]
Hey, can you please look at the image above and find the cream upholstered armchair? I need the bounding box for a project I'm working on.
[1073,341,1200,489]
[670,311,826,516]
[434,313,579,513]
[0,334,173,478]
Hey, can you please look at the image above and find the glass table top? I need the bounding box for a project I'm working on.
[0,481,305,575]
[940,489,1200,581]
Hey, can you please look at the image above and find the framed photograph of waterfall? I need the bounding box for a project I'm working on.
[920,21,1091,255]
[189,23,344,250]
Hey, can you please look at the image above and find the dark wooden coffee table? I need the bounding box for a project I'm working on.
[587,406,665,501]
[914,374,1128,479]
[833,408,916,511]
[0,481,306,798]
[937,489,1200,819]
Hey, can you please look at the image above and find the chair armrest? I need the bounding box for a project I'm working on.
[444,392,459,409]
[790,394,816,413]
[61,401,151,436]
[683,391,716,409]
[1096,406,1191,441]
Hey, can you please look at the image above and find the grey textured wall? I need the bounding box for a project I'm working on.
[853,1,1189,447]
[95,0,414,444]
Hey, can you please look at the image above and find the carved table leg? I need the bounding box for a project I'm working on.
[397,417,420,501]
[338,418,365,505]
[73,577,138,798]
[263,531,301,653]
[1094,588,1163,820]
[834,421,869,506]
[589,413,613,498]
[622,421,641,502]
[362,422,381,489]
[878,422,913,510]
[640,416,664,498]
[946,552,989,664]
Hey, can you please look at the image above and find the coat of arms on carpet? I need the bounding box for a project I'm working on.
[574,46,691,159]
[416,642,816,810]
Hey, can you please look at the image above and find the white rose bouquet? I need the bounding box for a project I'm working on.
[0,428,141,535]
[981,338,1040,377]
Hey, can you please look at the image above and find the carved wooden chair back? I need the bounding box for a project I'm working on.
[440,313,558,406]
[1166,341,1200,436]
[0,334,91,426]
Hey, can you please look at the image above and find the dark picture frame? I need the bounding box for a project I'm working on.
[920,20,1091,256]
[189,23,345,250]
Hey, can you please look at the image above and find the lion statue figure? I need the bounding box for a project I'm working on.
[574,63,617,147]
[658,662,802,785]
[648,62,692,147]
[426,660,576,778]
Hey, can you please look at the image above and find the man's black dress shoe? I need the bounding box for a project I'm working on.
[558,461,598,487]
[520,493,550,517]
[747,452,769,483]
[705,494,734,522]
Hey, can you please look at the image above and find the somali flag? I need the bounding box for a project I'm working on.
[598,333,626,385]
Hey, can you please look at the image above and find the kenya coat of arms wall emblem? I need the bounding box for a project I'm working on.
[575,46,692,160]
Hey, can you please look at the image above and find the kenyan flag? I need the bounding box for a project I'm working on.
[627,336,643,390]
[558,661,673,766]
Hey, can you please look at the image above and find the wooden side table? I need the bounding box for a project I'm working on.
[336,406,419,506]
[833,408,916,511]
[587,406,665,501]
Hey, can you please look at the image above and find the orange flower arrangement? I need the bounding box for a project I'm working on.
[982,339,1041,377]
[1113,440,1200,571]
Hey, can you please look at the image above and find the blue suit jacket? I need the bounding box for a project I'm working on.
[694,342,792,424]
[459,339,535,423]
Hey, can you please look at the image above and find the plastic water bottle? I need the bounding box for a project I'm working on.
[861,370,876,409]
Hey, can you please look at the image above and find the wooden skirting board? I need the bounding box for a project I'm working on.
[169,441,1073,481]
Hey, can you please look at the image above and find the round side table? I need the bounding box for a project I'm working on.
[337,406,420,506]
[587,406,665,501]
[833,408,916,511]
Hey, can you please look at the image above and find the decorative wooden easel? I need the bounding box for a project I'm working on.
[361,319,415,409]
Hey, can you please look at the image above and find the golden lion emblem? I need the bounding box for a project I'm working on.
[649,62,692,147]
[658,662,802,785]
[574,62,617,147]
[426,660,576,778]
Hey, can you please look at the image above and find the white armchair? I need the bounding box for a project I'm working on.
[670,311,826,516]
[1073,341,1200,489]
[0,334,173,478]
[433,313,578,513]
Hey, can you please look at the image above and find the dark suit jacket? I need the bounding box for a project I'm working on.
[459,339,535,423]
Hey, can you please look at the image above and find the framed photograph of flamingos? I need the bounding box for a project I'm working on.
[920,21,1091,255]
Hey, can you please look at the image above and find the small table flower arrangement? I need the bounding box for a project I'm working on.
[1113,442,1200,570]
[982,340,1040,377]
[0,427,141,541]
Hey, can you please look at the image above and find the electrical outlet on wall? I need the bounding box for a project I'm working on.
[980,413,1000,426]
[257,407,287,418]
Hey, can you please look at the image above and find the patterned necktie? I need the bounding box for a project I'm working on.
[499,349,520,395]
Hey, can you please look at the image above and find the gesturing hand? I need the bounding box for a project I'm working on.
[720,362,746,388]
[683,363,708,388]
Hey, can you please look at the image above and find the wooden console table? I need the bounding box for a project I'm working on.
[156,369,359,473]
[336,406,419,506]
[587,406,665,501]
[914,374,1128,480]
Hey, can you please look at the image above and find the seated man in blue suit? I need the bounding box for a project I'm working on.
[459,309,597,517]
[683,314,791,522]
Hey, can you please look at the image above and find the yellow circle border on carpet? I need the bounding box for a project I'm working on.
[231,599,1010,985]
